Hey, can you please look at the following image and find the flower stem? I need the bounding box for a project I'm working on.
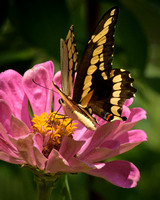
[34,172,58,200]
[36,179,54,200]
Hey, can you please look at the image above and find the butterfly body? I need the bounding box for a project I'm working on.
[54,83,97,130]
[54,7,136,130]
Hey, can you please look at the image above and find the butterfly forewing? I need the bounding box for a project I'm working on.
[72,6,136,121]
[60,25,78,97]
[73,7,119,103]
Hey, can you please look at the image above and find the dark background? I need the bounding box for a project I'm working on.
[0,0,160,199]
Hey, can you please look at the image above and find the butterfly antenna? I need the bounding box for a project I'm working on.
[32,79,59,94]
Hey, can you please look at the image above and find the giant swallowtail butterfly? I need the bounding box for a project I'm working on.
[53,7,136,130]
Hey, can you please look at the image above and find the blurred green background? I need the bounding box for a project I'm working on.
[0,0,160,199]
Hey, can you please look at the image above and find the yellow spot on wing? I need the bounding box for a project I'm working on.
[88,39,91,44]
[69,50,72,59]
[73,52,77,62]
[113,74,122,83]
[91,35,95,40]
[93,26,109,43]
[110,70,115,78]
[111,105,120,116]
[113,82,122,90]
[104,17,113,28]
[69,59,73,70]
[101,72,108,80]
[99,56,104,62]
[99,62,105,71]
[83,80,92,90]
[67,37,72,51]
[110,98,120,105]
[93,45,103,56]
[66,29,71,41]
[90,56,99,65]
[110,9,116,16]
[98,36,107,45]
[84,75,92,85]
[112,90,121,97]
[71,45,75,54]
[87,65,97,75]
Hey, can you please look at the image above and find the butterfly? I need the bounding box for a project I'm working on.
[53,6,136,130]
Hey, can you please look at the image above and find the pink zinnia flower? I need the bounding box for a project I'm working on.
[0,61,147,188]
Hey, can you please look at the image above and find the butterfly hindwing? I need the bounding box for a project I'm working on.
[87,69,136,121]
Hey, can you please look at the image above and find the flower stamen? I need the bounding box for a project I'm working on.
[31,111,77,157]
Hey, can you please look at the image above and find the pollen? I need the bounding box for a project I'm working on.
[31,111,77,158]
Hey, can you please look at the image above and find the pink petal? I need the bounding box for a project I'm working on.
[0,136,19,159]
[127,107,147,122]
[59,136,84,160]
[0,123,27,164]
[107,121,138,140]
[87,160,140,188]
[33,133,43,152]
[10,134,36,166]
[46,149,71,173]
[124,98,134,107]
[34,61,54,84]
[0,123,21,159]
[46,148,92,173]
[79,140,120,163]
[122,105,131,119]
[23,61,54,115]
[53,71,62,89]
[52,71,64,113]
[0,151,25,165]
[73,122,87,140]
[117,129,147,154]
[67,156,93,172]
[78,121,116,156]
[73,125,91,141]
[0,100,12,134]
[122,99,147,123]
[0,123,11,144]
[33,133,47,170]
[0,70,31,127]
[10,115,30,137]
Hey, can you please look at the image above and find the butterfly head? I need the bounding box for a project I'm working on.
[59,98,64,105]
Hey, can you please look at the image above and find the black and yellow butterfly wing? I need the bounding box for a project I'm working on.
[55,6,136,130]
[73,7,118,102]
[60,25,78,97]
[58,25,97,130]
[72,6,136,121]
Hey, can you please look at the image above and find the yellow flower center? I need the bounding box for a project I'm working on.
[31,111,77,158]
